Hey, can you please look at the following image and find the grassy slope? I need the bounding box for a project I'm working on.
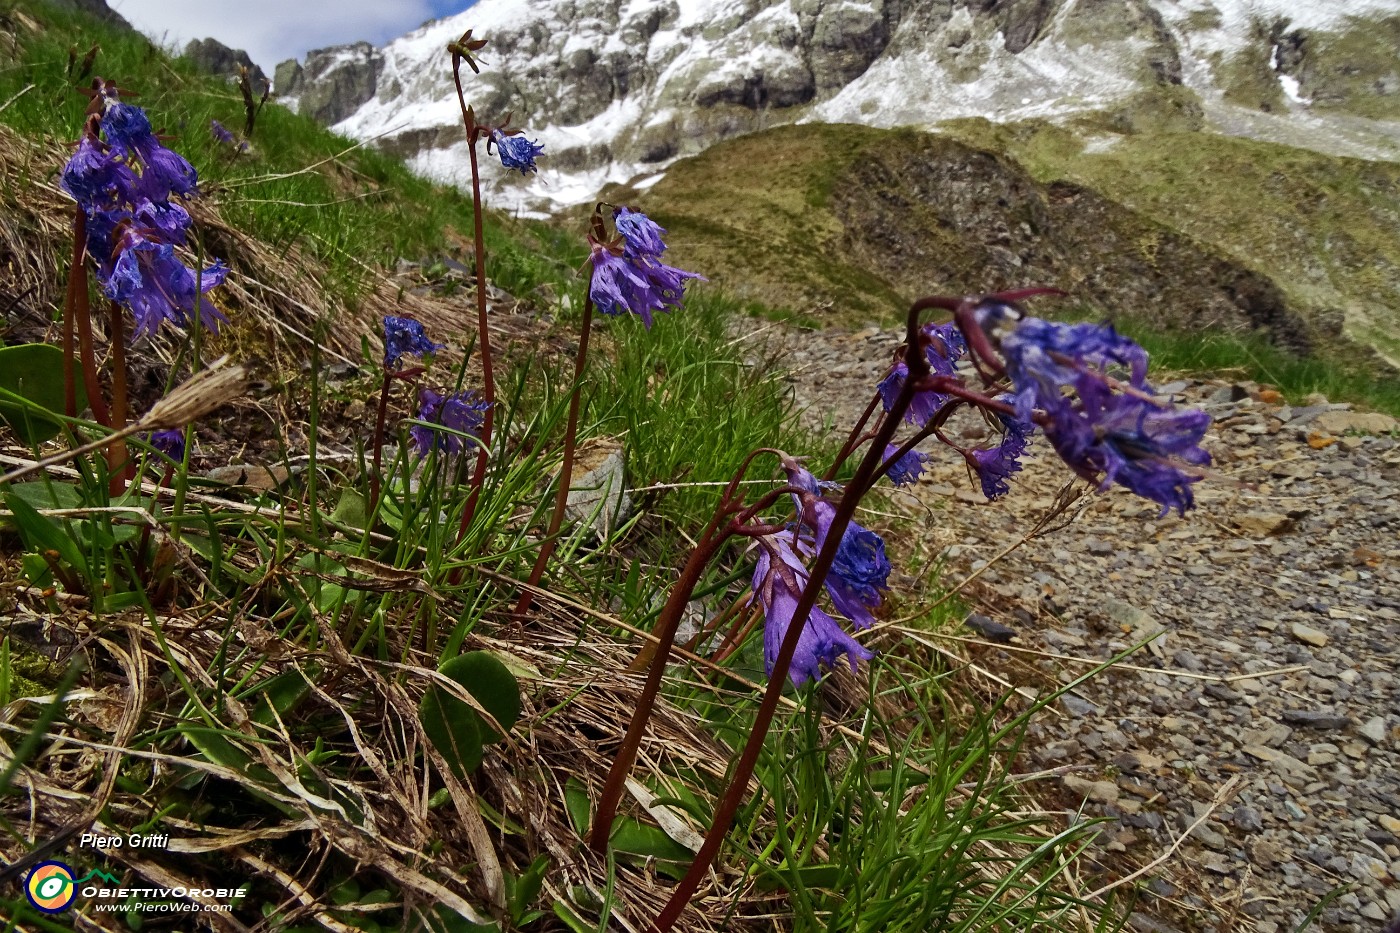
[940,117,1400,364]
[0,0,574,315]
[614,118,1400,412]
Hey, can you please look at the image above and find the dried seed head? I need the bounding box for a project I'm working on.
[139,356,247,430]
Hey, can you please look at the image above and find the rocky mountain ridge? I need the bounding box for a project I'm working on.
[270,0,1400,213]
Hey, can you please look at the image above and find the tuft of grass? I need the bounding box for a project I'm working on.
[1124,324,1400,415]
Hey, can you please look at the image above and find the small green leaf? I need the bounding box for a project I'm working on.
[563,778,591,836]
[246,669,313,726]
[419,651,522,779]
[610,818,695,864]
[329,488,368,527]
[3,492,88,579]
[4,482,83,512]
[0,344,84,444]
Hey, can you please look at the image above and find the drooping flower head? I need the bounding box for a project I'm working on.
[61,86,227,340]
[876,320,968,427]
[148,428,187,462]
[781,459,891,630]
[992,313,1208,515]
[751,535,874,685]
[382,316,443,371]
[105,237,228,338]
[587,208,704,328]
[965,405,1034,501]
[613,207,668,258]
[883,444,930,487]
[490,128,544,175]
[410,388,490,456]
[60,134,132,210]
[100,98,199,202]
[210,120,235,146]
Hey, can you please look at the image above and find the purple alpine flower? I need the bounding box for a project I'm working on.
[751,536,874,685]
[808,500,890,630]
[876,320,968,427]
[382,315,443,370]
[104,237,228,338]
[149,428,187,462]
[999,317,1208,514]
[967,411,1033,500]
[613,207,668,258]
[587,241,703,329]
[100,100,198,201]
[999,317,1150,423]
[60,135,133,210]
[1048,382,1210,515]
[410,388,489,456]
[210,120,236,146]
[781,459,891,630]
[490,128,544,175]
[883,444,930,487]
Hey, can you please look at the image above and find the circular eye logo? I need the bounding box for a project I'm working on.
[25,860,77,913]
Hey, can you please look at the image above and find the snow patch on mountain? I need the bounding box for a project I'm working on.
[277,0,1400,214]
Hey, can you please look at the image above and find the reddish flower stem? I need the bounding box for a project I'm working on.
[106,300,130,496]
[451,68,495,551]
[513,288,595,620]
[71,224,109,430]
[648,296,942,933]
[62,208,86,418]
[587,510,731,853]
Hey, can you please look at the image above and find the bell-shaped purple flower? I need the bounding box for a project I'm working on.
[1000,318,1149,423]
[491,128,544,175]
[588,243,703,329]
[1000,317,1208,514]
[752,537,874,685]
[1048,382,1210,515]
[410,388,489,456]
[101,100,198,202]
[876,321,968,427]
[382,316,443,370]
[780,459,892,630]
[883,444,930,487]
[967,410,1034,500]
[149,428,187,462]
[614,207,668,258]
[61,136,134,210]
[104,238,227,338]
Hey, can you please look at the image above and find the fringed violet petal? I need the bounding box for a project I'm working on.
[1002,317,1210,514]
[970,411,1033,500]
[61,136,133,210]
[105,242,227,338]
[588,246,702,329]
[752,540,874,685]
[803,499,891,631]
[382,315,443,370]
[883,444,929,487]
[614,207,668,258]
[491,129,544,175]
[876,359,947,427]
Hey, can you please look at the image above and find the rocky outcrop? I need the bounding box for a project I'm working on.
[275,42,382,125]
[183,38,267,89]
[271,0,1400,217]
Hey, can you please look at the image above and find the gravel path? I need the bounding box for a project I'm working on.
[764,323,1400,932]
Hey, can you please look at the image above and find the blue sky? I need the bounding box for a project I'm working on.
[109,0,479,76]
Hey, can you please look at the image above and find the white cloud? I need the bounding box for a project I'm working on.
[108,0,442,73]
